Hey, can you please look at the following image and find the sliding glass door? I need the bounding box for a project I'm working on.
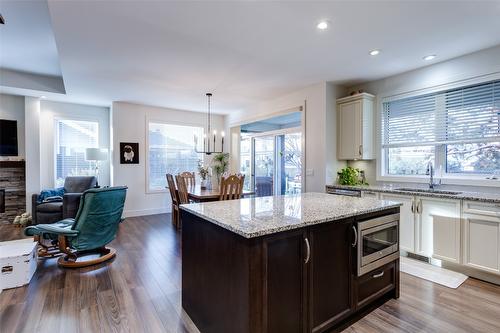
[254,135,275,196]
[241,130,302,197]
[280,132,302,195]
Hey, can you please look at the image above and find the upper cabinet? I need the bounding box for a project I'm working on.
[337,93,374,160]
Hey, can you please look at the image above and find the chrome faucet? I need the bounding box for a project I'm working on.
[425,161,439,189]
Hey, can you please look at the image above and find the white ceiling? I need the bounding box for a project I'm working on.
[0,0,61,76]
[2,1,500,114]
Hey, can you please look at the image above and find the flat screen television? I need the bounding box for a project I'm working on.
[0,119,18,156]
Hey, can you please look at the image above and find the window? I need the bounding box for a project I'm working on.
[148,122,203,191]
[55,119,99,186]
[240,135,252,191]
[382,79,500,178]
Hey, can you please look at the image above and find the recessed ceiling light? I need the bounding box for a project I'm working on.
[316,20,329,30]
[40,95,46,99]
[369,49,381,56]
[423,54,436,61]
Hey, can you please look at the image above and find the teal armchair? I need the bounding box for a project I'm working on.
[25,186,127,268]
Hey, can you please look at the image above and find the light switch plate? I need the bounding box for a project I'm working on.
[306,169,314,176]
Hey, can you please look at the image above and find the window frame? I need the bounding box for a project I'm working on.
[377,73,500,187]
[145,118,205,194]
[53,116,100,187]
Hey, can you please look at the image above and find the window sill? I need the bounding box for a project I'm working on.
[377,175,500,188]
[146,189,168,194]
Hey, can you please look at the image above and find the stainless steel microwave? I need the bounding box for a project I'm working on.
[355,213,400,276]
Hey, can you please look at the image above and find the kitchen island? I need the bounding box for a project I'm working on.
[180,192,402,333]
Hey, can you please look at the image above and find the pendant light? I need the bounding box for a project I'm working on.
[194,93,224,155]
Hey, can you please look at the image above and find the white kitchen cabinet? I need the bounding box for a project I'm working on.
[380,193,415,253]
[416,197,461,260]
[337,93,374,160]
[463,201,500,274]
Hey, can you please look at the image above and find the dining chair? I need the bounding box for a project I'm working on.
[175,175,191,229]
[166,174,180,227]
[219,174,245,201]
[179,171,196,187]
[176,175,190,205]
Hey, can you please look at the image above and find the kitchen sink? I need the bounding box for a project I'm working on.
[395,188,463,195]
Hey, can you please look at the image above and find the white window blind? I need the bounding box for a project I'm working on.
[382,79,500,148]
[55,119,99,186]
[382,93,437,147]
[444,80,500,143]
[148,122,203,191]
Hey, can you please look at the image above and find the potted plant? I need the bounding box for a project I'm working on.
[337,166,368,186]
[198,160,209,189]
[211,153,229,188]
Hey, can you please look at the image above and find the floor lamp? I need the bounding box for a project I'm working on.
[85,148,108,187]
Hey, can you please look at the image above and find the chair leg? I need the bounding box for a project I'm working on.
[171,204,178,227]
[58,247,117,268]
[35,235,61,258]
[56,235,116,268]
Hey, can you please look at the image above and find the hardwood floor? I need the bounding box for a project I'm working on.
[1,215,500,333]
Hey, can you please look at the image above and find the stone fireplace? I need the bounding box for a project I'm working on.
[0,161,26,224]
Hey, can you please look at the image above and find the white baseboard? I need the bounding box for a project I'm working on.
[123,207,169,218]
[441,261,500,285]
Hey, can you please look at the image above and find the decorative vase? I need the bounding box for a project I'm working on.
[200,179,207,190]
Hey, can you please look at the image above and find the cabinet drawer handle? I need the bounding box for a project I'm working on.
[358,145,363,156]
[411,200,415,214]
[372,271,384,278]
[304,237,311,264]
[352,226,358,248]
[417,200,422,214]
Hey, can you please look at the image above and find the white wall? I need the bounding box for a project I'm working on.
[24,97,41,213]
[226,82,347,192]
[325,82,348,185]
[0,93,25,157]
[112,102,225,217]
[347,45,500,186]
[39,100,110,189]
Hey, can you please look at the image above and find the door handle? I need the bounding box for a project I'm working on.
[411,200,415,214]
[358,145,363,156]
[352,225,358,247]
[417,199,422,214]
[304,237,311,264]
[372,271,385,278]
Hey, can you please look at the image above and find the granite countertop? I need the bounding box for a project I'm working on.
[326,184,500,204]
[180,192,401,238]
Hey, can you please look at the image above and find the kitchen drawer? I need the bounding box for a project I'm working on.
[361,191,379,199]
[463,201,500,218]
[356,262,395,309]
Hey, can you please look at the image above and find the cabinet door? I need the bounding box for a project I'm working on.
[309,221,353,333]
[380,194,415,253]
[417,197,461,259]
[361,191,379,199]
[464,214,500,274]
[265,229,308,333]
[338,101,361,160]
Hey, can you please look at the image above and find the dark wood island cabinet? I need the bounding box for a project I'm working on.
[181,193,401,333]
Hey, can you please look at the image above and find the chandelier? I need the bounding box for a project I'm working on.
[194,93,224,155]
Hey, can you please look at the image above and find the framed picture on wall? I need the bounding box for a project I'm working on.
[120,142,139,164]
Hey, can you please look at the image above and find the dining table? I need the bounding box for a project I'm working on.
[187,185,255,202]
